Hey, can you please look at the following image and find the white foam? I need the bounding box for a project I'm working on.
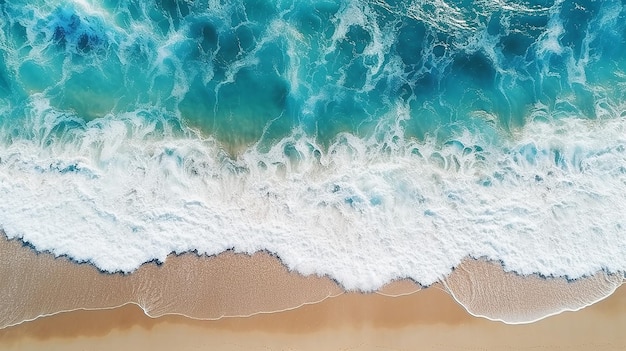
[1,96,625,291]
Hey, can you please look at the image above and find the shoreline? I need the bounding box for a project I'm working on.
[1,283,625,350]
[0,234,623,329]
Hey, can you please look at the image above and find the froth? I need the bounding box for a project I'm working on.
[1,96,625,290]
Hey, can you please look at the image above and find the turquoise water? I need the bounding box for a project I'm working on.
[1,0,626,290]
[4,0,625,147]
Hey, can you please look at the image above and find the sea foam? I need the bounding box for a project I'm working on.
[1,96,625,290]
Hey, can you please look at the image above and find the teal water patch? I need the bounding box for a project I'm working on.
[1,0,626,150]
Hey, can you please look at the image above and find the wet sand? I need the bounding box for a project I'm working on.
[0,284,625,350]
[0,237,343,328]
[1,235,625,350]
[444,259,624,323]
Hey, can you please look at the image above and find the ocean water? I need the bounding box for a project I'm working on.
[0,0,625,291]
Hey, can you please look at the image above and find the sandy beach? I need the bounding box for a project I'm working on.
[0,283,624,350]
[1,236,625,350]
